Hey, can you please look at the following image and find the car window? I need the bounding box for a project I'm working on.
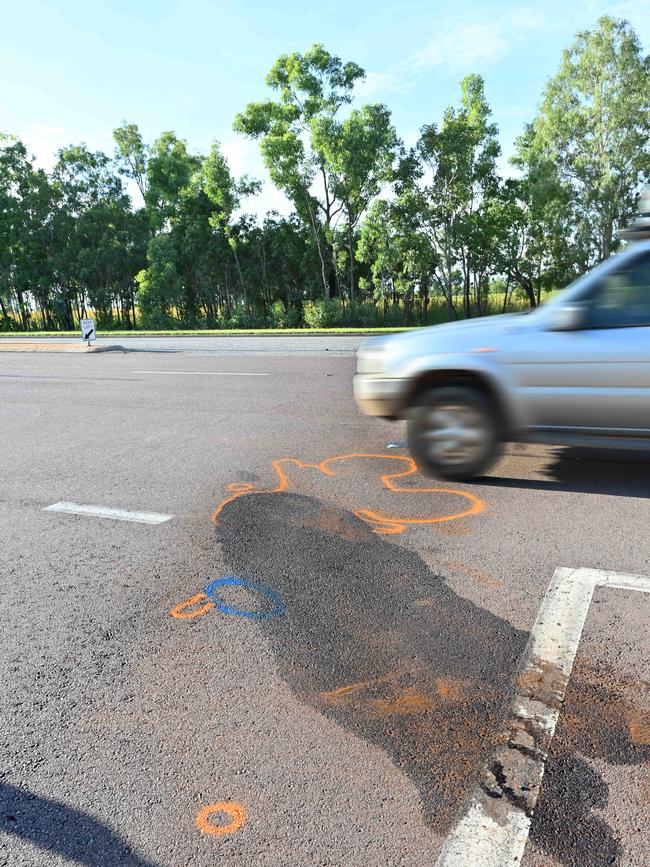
[583,253,650,328]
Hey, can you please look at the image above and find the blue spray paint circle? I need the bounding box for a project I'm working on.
[204,577,285,620]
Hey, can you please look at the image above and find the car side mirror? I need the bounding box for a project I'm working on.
[549,303,585,331]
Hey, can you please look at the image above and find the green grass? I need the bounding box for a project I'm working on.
[0,326,419,338]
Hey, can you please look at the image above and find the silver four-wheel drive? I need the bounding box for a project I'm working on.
[354,239,650,480]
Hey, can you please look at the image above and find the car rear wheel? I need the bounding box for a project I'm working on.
[407,386,500,480]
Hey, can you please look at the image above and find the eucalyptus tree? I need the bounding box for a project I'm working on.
[526,16,650,263]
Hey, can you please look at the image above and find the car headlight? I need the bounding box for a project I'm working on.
[356,336,396,374]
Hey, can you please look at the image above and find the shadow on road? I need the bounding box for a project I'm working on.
[486,446,650,498]
[0,781,158,867]
[216,490,649,866]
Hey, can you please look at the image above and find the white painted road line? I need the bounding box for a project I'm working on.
[44,502,173,524]
[134,370,268,376]
[435,566,650,867]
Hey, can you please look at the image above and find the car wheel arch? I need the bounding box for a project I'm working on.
[405,369,512,440]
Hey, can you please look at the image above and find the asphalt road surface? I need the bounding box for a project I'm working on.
[1,338,648,867]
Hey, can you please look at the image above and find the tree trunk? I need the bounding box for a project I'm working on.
[347,222,356,303]
[257,239,271,310]
[421,272,429,324]
[0,295,10,326]
[231,245,248,311]
[16,291,29,330]
[513,271,537,308]
[461,248,470,319]
[304,195,329,299]
[502,275,511,313]
[444,227,453,321]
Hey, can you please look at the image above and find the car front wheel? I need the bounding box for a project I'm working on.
[407,386,500,480]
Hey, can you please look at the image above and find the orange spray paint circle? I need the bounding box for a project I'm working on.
[195,801,246,837]
[169,592,215,620]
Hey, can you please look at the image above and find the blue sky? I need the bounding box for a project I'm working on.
[2,0,649,214]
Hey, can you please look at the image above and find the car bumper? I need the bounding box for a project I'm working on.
[353,374,405,418]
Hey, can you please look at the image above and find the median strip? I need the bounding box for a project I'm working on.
[0,342,125,353]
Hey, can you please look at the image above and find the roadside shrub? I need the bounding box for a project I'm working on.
[381,305,408,326]
[137,308,181,329]
[303,299,344,328]
[343,302,380,327]
[224,305,267,330]
[267,299,301,328]
[0,316,20,332]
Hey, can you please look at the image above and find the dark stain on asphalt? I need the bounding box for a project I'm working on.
[0,781,159,867]
[532,756,622,866]
[530,658,650,866]
[215,491,649,865]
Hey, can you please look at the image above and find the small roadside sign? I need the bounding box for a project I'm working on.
[80,318,96,344]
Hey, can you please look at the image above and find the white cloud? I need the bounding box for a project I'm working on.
[356,70,416,98]
[359,7,550,97]
[407,25,511,72]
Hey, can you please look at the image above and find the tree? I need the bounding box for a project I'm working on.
[234,43,366,298]
[359,199,436,323]
[395,74,500,320]
[50,144,134,328]
[113,122,149,200]
[527,16,650,263]
[497,126,582,308]
[136,136,260,325]
[312,103,399,299]
[0,136,38,328]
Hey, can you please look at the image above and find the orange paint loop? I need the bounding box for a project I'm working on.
[196,801,246,837]
[210,453,486,535]
[169,592,215,620]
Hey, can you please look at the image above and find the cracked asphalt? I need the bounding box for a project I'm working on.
[1,337,648,866]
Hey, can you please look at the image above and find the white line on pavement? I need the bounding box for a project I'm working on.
[134,370,268,376]
[44,502,173,524]
[435,566,650,867]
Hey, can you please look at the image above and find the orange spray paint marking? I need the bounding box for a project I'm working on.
[320,673,399,705]
[441,559,502,589]
[629,712,650,745]
[169,592,215,620]
[372,688,432,716]
[195,801,246,837]
[210,454,485,535]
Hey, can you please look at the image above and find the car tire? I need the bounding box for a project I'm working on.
[407,385,501,481]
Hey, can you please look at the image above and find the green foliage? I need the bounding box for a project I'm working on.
[235,43,399,300]
[268,299,301,328]
[525,16,650,262]
[224,304,267,330]
[1,20,648,332]
[303,299,343,327]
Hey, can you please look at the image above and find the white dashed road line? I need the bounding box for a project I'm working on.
[436,566,650,867]
[44,502,173,524]
[134,370,268,376]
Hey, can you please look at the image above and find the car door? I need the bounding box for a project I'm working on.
[504,250,650,435]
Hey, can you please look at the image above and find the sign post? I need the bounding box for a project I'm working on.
[80,318,96,346]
